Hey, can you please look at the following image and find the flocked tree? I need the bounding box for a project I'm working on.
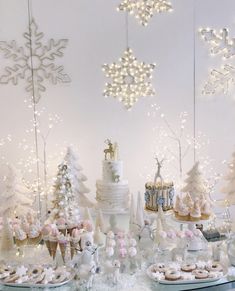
[0,165,33,218]
[181,162,210,202]
[50,162,80,225]
[64,146,94,208]
[222,152,235,205]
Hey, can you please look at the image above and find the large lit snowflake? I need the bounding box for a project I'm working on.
[0,18,71,103]
[118,0,173,26]
[200,27,235,96]
[102,47,156,110]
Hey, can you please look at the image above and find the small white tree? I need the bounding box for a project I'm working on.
[222,152,235,205]
[0,165,33,218]
[50,163,80,224]
[181,162,209,201]
[64,147,94,208]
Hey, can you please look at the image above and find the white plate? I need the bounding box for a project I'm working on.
[0,277,73,288]
[158,276,223,285]
[146,264,225,285]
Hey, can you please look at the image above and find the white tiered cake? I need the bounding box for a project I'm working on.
[96,140,129,214]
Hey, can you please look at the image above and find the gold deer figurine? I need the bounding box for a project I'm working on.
[104,139,115,160]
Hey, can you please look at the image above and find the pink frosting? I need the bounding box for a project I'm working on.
[176,231,185,238]
[118,239,126,247]
[119,247,127,258]
[41,225,52,236]
[167,230,176,239]
[117,231,125,239]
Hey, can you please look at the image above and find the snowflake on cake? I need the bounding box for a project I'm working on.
[118,0,173,26]
[200,27,235,96]
[102,48,156,110]
[0,18,71,103]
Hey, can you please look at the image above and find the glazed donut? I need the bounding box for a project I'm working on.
[51,271,67,284]
[165,269,181,281]
[206,262,223,273]
[3,274,19,283]
[28,266,43,277]
[193,269,209,279]
[151,263,167,273]
[181,263,196,272]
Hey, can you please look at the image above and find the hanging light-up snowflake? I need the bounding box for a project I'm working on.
[0,18,71,103]
[118,0,173,26]
[200,27,235,96]
[102,47,156,110]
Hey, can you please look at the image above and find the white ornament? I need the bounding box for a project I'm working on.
[118,0,173,26]
[102,48,156,110]
[0,18,71,103]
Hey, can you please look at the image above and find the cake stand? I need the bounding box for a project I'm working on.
[172,215,210,251]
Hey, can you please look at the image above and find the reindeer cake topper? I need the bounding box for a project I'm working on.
[104,139,119,161]
[154,156,165,184]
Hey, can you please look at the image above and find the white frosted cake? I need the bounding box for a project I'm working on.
[96,140,129,214]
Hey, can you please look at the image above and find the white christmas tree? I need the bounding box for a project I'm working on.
[64,147,94,208]
[0,165,33,218]
[181,162,209,201]
[222,152,235,205]
[50,162,80,224]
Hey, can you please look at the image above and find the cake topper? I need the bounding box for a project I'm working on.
[154,157,164,184]
[104,139,115,160]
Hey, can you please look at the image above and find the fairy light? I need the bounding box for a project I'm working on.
[102,48,156,110]
[200,27,235,95]
[118,0,173,26]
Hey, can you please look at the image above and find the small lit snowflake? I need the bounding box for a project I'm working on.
[102,47,156,110]
[200,27,235,96]
[118,0,173,26]
[0,18,71,103]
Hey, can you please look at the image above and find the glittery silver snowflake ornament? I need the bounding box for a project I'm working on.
[118,0,173,26]
[0,18,71,103]
[102,47,156,110]
[200,27,235,96]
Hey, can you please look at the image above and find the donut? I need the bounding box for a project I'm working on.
[181,263,196,272]
[51,271,67,284]
[193,269,209,279]
[165,269,181,281]
[3,274,19,283]
[28,266,43,277]
[151,263,167,273]
[206,262,223,273]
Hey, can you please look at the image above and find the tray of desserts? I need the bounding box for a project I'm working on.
[0,263,74,288]
[146,261,225,285]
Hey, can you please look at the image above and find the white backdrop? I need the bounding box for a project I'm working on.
[0,0,234,202]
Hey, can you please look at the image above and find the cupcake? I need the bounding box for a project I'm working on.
[174,196,182,217]
[201,200,212,220]
[190,200,201,221]
[177,202,190,221]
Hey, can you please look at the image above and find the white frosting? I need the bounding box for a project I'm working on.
[102,160,123,183]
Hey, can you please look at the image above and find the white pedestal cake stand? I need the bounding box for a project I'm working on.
[172,216,210,251]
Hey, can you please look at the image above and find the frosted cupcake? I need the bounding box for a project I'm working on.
[201,200,212,220]
[174,196,182,217]
[190,201,201,221]
[177,203,190,221]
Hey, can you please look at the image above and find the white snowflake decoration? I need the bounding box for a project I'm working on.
[200,27,235,96]
[102,47,156,110]
[0,18,71,103]
[118,0,173,26]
